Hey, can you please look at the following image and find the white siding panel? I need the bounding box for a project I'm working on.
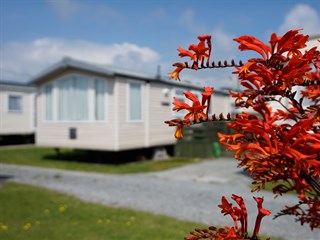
[148,83,176,146]
[0,88,35,135]
[212,94,233,116]
[117,79,146,150]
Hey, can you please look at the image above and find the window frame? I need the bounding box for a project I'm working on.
[127,80,144,122]
[94,78,108,122]
[43,82,53,121]
[41,74,109,123]
[8,95,23,113]
[57,74,89,121]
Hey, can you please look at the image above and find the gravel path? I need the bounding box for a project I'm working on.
[1,159,319,240]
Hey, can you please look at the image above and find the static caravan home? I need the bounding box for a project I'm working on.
[0,81,36,143]
[30,57,231,152]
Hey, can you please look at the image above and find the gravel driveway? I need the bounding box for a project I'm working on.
[1,158,319,240]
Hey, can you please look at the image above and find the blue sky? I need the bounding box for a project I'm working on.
[1,0,320,89]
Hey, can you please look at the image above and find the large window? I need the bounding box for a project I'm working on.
[44,83,53,120]
[8,95,22,112]
[42,75,108,122]
[94,79,105,121]
[128,82,142,121]
[58,75,88,121]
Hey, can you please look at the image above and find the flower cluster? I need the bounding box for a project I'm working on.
[185,195,270,240]
[170,35,212,80]
[165,29,320,234]
[166,86,213,139]
[218,30,320,229]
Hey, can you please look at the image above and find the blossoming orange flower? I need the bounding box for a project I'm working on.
[187,195,270,239]
[234,35,271,60]
[174,34,212,71]
[172,88,213,125]
[252,197,271,238]
[172,95,206,123]
[174,125,184,139]
[184,91,199,102]
[201,87,213,103]
[301,85,320,101]
[169,62,185,81]
[273,29,309,57]
[188,41,209,62]
[184,101,207,123]
[172,97,191,112]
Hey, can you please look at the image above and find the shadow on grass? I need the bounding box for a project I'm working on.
[43,146,174,165]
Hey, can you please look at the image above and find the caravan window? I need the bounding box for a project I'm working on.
[128,82,143,121]
[58,75,88,121]
[44,83,53,120]
[94,79,106,121]
[8,95,22,112]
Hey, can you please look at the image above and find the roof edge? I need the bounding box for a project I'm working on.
[27,57,227,94]
[29,57,114,84]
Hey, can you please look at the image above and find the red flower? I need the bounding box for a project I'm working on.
[201,87,213,104]
[167,30,320,231]
[272,29,309,57]
[232,194,248,234]
[177,47,194,59]
[169,62,185,81]
[253,197,271,238]
[172,94,206,123]
[234,35,271,60]
[174,125,184,139]
[184,101,207,123]
[174,35,212,71]
[172,89,214,124]
[301,85,320,101]
[172,97,191,112]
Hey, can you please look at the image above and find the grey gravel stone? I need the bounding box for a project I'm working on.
[1,159,319,240]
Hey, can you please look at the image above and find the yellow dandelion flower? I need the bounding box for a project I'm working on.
[105,219,111,224]
[126,221,132,226]
[96,219,103,224]
[0,224,8,231]
[23,223,32,231]
[58,204,67,212]
[35,220,40,226]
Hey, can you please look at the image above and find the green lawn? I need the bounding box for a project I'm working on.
[0,146,201,174]
[252,181,316,197]
[0,183,206,240]
[0,183,281,240]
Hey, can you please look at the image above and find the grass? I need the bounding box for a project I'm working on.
[0,146,201,174]
[0,182,207,240]
[252,181,316,197]
[0,183,282,240]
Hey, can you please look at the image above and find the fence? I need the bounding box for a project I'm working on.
[174,121,232,159]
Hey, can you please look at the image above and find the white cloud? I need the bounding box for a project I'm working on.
[0,38,160,82]
[279,4,320,35]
